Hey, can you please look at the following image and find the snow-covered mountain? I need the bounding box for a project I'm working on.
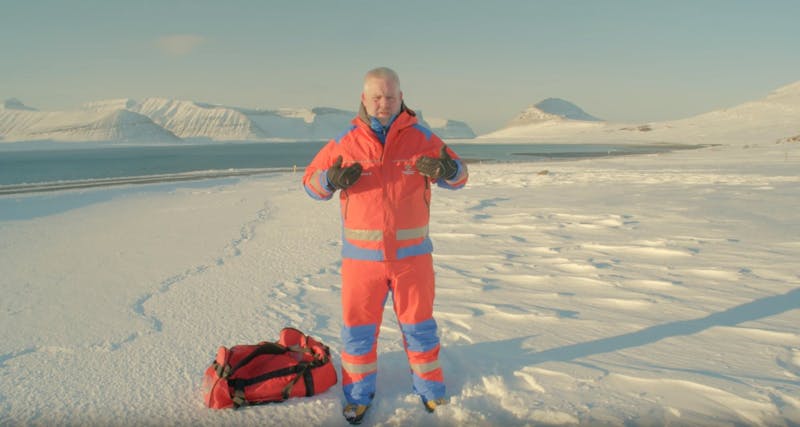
[481,98,606,140]
[482,81,800,145]
[416,111,476,139]
[71,110,182,142]
[504,98,602,128]
[0,104,181,143]
[238,106,356,141]
[634,80,800,144]
[0,97,476,143]
[479,98,606,139]
[133,98,271,141]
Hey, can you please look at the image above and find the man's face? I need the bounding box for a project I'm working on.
[361,77,402,125]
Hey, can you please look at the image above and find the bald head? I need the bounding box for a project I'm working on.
[363,67,400,90]
[361,67,403,125]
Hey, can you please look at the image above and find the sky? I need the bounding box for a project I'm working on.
[1,0,799,134]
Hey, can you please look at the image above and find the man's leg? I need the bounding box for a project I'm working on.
[390,254,446,402]
[340,258,388,405]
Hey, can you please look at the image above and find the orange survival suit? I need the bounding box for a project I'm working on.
[303,104,468,406]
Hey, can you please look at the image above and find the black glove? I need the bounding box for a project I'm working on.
[327,155,362,190]
[415,145,458,180]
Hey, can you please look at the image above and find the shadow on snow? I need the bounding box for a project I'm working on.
[378,287,800,398]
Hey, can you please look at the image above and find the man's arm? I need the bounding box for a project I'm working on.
[303,141,338,200]
[303,143,363,200]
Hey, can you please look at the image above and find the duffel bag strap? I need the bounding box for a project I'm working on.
[281,364,308,400]
[302,364,315,396]
[230,364,310,407]
[286,344,312,355]
[212,361,232,379]
[229,342,288,376]
[231,379,248,408]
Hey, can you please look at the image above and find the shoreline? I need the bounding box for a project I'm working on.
[0,168,292,196]
[0,143,706,195]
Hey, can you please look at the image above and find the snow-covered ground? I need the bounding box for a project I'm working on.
[1,126,799,425]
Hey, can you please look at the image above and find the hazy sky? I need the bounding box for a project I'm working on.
[2,0,798,134]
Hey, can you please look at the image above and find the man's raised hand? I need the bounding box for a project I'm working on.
[415,145,458,180]
[327,155,362,190]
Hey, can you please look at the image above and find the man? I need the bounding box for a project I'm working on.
[303,67,468,424]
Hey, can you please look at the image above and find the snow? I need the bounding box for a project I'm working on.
[2,113,799,426]
[2,80,800,425]
[0,106,180,143]
[482,81,800,145]
[533,98,602,122]
[415,112,476,139]
[0,99,476,143]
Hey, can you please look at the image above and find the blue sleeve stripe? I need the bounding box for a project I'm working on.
[437,159,467,190]
[304,169,334,200]
[319,169,334,192]
[304,183,331,200]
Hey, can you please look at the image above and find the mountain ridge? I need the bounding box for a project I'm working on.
[481,80,800,144]
[0,97,476,143]
[504,97,602,129]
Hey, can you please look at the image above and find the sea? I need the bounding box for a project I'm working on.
[0,141,700,195]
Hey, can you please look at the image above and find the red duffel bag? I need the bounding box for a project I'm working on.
[202,327,337,409]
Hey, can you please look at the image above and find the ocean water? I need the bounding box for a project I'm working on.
[0,142,325,186]
[0,141,699,193]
